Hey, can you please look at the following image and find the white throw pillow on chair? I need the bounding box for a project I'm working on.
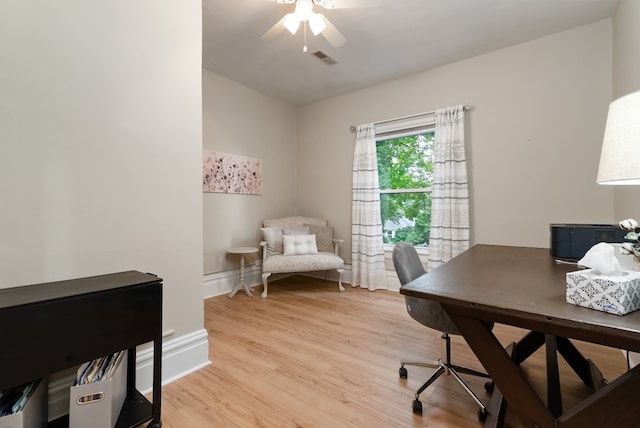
[283,234,318,255]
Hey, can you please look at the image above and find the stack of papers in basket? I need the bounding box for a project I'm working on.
[75,350,125,385]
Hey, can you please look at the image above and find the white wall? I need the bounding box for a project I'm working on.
[202,70,297,274]
[296,19,615,260]
[0,0,204,367]
[611,0,640,218]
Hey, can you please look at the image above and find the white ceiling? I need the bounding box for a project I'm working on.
[202,0,618,106]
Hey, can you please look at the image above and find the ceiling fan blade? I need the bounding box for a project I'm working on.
[261,16,286,42]
[320,16,346,47]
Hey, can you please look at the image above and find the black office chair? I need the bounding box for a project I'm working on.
[392,242,492,421]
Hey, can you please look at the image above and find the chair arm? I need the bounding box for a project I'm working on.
[332,238,344,255]
[260,241,268,262]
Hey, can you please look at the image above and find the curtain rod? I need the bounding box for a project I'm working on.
[350,104,471,132]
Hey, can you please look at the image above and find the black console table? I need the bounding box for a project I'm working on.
[0,271,163,428]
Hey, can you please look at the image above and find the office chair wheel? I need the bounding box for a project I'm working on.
[484,381,495,394]
[412,399,423,415]
[399,366,408,379]
[478,409,488,422]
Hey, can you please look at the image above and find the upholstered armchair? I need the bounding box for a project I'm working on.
[260,216,345,298]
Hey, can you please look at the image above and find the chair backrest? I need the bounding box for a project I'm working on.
[263,216,327,228]
[392,242,425,285]
[392,242,460,335]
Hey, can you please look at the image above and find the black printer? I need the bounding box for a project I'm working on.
[550,223,627,261]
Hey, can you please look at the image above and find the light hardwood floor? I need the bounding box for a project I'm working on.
[156,276,627,427]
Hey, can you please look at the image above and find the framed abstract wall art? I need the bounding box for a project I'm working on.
[203,150,262,195]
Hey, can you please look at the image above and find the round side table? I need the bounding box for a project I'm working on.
[227,246,259,298]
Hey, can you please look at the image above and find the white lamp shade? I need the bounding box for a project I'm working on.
[294,0,313,21]
[309,13,326,36]
[315,0,335,9]
[283,13,300,35]
[597,90,640,185]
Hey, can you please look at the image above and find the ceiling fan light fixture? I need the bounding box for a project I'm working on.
[283,13,300,35]
[309,13,326,36]
[294,0,314,21]
[315,0,335,9]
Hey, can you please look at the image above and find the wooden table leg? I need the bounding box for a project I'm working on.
[484,343,513,428]
[511,331,545,364]
[556,337,593,387]
[557,364,640,427]
[545,334,562,417]
[446,309,556,428]
[447,308,640,428]
[484,333,546,427]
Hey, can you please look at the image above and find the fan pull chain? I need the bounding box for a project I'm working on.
[303,20,308,52]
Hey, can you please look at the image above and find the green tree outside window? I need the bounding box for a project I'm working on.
[377,132,434,247]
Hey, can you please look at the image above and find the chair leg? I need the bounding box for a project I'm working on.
[261,272,271,298]
[401,332,491,418]
[449,366,488,413]
[441,332,490,406]
[400,360,440,369]
[337,268,345,292]
[451,364,491,379]
[410,363,446,416]
[415,364,446,397]
[399,359,440,379]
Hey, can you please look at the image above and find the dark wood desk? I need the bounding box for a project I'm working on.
[400,244,640,428]
[0,271,163,428]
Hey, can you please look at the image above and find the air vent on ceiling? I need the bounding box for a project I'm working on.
[312,50,338,65]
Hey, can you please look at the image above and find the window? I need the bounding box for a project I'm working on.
[376,129,434,248]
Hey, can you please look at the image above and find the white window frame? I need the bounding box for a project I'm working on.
[376,117,435,250]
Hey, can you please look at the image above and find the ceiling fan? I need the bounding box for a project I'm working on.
[261,0,348,50]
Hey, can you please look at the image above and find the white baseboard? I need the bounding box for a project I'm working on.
[204,249,413,298]
[386,270,401,291]
[204,264,354,298]
[204,264,264,298]
[46,328,210,421]
[203,262,399,294]
[47,368,78,422]
[136,328,210,394]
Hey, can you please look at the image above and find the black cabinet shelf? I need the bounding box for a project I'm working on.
[0,271,163,428]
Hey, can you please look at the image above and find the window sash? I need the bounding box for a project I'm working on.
[374,113,435,137]
[379,188,431,194]
[376,123,434,249]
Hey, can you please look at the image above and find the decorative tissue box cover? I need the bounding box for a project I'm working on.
[566,269,640,315]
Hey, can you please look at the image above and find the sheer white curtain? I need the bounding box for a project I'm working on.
[351,123,387,290]
[428,105,470,270]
